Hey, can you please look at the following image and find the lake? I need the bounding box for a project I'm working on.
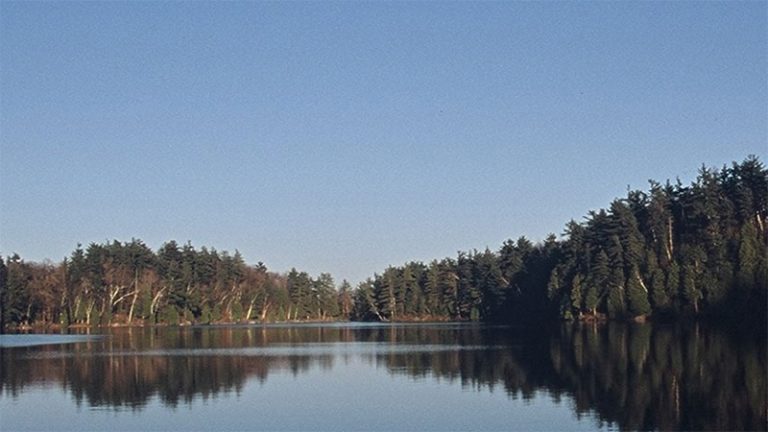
[1,322,765,431]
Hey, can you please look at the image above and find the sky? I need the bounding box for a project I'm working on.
[1,1,766,284]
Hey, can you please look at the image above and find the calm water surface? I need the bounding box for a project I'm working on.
[1,323,765,431]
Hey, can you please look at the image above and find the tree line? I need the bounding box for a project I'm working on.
[0,240,354,329]
[352,156,767,324]
[1,156,765,330]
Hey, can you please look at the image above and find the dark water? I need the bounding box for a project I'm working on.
[1,323,765,431]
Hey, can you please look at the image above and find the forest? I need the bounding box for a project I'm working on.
[1,156,766,330]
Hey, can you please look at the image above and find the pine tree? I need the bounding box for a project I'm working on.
[666,261,681,309]
[423,261,439,316]
[475,249,505,320]
[337,280,353,319]
[737,221,759,290]
[287,269,312,320]
[5,255,29,326]
[314,273,338,319]
[570,273,583,316]
[0,257,7,332]
[650,269,669,310]
[402,265,421,317]
[682,264,700,314]
[547,266,561,302]
[437,260,459,318]
[605,235,626,318]
[375,269,397,320]
[585,250,609,316]
[627,266,651,317]
[607,266,626,318]
[584,284,599,316]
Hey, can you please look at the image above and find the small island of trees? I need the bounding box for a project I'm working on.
[1,156,765,331]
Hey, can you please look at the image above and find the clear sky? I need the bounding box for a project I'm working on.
[1,1,766,284]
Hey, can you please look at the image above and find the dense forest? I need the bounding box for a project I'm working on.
[353,156,767,325]
[0,242,351,329]
[1,156,766,330]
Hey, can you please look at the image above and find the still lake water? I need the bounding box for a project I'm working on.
[1,323,765,431]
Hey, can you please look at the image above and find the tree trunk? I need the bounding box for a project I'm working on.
[73,297,81,324]
[85,301,94,326]
[666,217,674,261]
[150,287,166,318]
[260,301,271,321]
[127,290,139,324]
[245,299,256,322]
[100,300,108,325]
[635,269,649,293]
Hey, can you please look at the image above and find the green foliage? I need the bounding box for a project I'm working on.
[101,304,112,325]
[2,156,766,329]
[649,269,668,309]
[570,274,583,314]
[584,284,599,316]
[607,267,626,318]
[0,258,7,331]
[231,301,243,322]
[737,222,759,289]
[682,264,701,314]
[626,270,651,317]
[314,273,339,319]
[201,305,212,324]
[666,262,680,305]
[163,306,180,326]
[4,255,29,326]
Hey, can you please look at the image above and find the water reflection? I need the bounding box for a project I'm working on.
[1,323,765,431]
[546,324,767,431]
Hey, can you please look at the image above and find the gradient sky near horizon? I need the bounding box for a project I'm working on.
[1,1,766,284]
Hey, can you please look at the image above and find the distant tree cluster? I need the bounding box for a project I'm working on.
[350,238,557,322]
[0,240,351,330]
[352,156,767,324]
[547,156,767,322]
[1,156,765,330]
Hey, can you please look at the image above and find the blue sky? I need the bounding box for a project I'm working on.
[1,1,766,283]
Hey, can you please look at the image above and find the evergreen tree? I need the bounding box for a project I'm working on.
[337,280,353,319]
[353,279,382,321]
[287,269,313,320]
[649,269,669,310]
[570,273,583,316]
[737,221,759,290]
[626,266,651,317]
[583,250,609,316]
[423,261,440,316]
[437,260,459,318]
[5,255,29,326]
[2,156,766,328]
[375,269,397,320]
[314,273,338,319]
[682,264,700,314]
[0,257,7,332]
[607,266,626,318]
[666,261,681,307]
[475,249,505,319]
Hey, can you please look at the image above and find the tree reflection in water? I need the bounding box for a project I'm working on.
[1,323,764,431]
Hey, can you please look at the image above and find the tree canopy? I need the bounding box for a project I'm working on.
[1,156,766,330]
